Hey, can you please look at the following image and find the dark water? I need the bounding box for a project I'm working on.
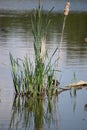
[0,0,87,130]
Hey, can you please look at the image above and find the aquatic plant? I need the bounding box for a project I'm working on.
[51,2,70,64]
[9,7,56,96]
[10,2,70,96]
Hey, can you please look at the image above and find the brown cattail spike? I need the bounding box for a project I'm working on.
[64,2,70,16]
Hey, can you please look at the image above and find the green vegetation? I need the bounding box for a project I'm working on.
[10,2,70,97]
[9,7,59,97]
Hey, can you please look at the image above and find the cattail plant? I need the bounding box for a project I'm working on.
[10,7,54,96]
[49,1,70,65]
[58,1,70,54]
[64,2,70,16]
[61,1,70,43]
[9,2,70,97]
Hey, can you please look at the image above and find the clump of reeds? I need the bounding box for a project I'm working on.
[9,2,70,97]
[10,7,56,97]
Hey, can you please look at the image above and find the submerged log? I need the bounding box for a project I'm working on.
[56,80,87,94]
[66,81,87,88]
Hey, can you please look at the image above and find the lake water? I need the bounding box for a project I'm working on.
[0,0,87,130]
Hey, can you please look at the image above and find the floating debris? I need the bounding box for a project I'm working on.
[67,81,87,88]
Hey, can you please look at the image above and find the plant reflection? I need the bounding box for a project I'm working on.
[70,88,77,112]
[9,95,59,130]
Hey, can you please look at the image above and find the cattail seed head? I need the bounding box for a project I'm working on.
[64,2,70,16]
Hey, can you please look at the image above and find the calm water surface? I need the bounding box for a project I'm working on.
[0,1,87,130]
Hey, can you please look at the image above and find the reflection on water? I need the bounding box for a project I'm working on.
[4,88,87,130]
[58,88,87,130]
[8,95,59,130]
[0,8,87,130]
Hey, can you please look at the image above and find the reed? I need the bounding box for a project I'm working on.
[9,2,70,96]
[9,53,22,94]
[9,7,54,96]
[49,2,70,64]
[31,7,54,95]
